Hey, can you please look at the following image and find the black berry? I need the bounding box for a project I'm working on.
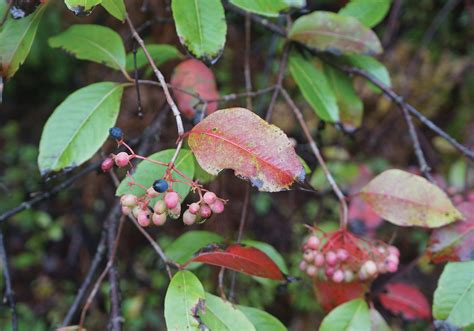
[109,127,123,140]
[153,179,168,193]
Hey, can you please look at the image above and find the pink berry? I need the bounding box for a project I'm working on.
[137,210,150,227]
[303,250,314,262]
[120,194,137,208]
[336,249,349,262]
[210,199,225,214]
[332,270,344,283]
[388,246,400,257]
[299,261,308,271]
[358,269,368,281]
[183,210,197,225]
[121,206,131,215]
[326,251,337,266]
[377,262,387,273]
[325,267,335,277]
[152,212,167,226]
[164,191,179,209]
[199,204,212,219]
[386,261,398,273]
[386,254,399,264]
[306,265,317,277]
[307,236,320,250]
[363,260,378,276]
[146,187,159,198]
[314,253,325,267]
[344,270,354,282]
[154,200,167,214]
[168,204,181,219]
[132,206,142,218]
[203,191,217,204]
[101,157,114,172]
[188,202,200,214]
[114,152,130,167]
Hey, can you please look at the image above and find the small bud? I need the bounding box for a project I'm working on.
[386,254,399,264]
[121,206,131,215]
[188,203,201,214]
[154,200,167,214]
[183,210,197,225]
[203,191,217,205]
[386,260,398,273]
[199,204,212,219]
[388,246,400,257]
[299,261,308,271]
[307,236,320,250]
[336,249,349,262]
[137,210,150,227]
[358,268,368,281]
[326,251,337,266]
[377,246,386,255]
[303,250,314,262]
[210,199,225,214]
[314,253,325,267]
[120,194,137,208]
[164,191,179,209]
[101,157,114,172]
[168,204,182,219]
[362,260,378,276]
[332,270,344,283]
[114,152,130,167]
[344,270,354,282]
[152,212,167,226]
[306,265,317,277]
[146,187,159,198]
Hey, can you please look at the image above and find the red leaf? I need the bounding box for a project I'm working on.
[378,283,431,320]
[427,201,474,263]
[348,196,383,235]
[171,59,219,119]
[313,280,368,311]
[188,108,305,192]
[182,244,286,281]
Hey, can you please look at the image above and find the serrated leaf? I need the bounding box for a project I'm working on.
[289,54,339,122]
[339,0,391,28]
[342,54,391,92]
[101,0,126,21]
[125,44,183,71]
[0,4,47,79]
[433,261,474,328]
[238,305,287,331]
[188,108,305,192]
[320,298,371,331]
[183,244,286,281]
[379,283,431,320]
[38,82,123,174]
[171,0,226,64]
[323,64,363,131]
[288,11,382,55]
[164,231,223,265]
[164,270,205,331]
[359,169,464,228]
[229,0,288,17]
[49,24,126,71]
[116,149,195,203]
[65,0,102,14]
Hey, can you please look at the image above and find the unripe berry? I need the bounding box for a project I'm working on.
[336,249,349,262]
[121,206,131,215]
[377,246,386,255]
[183,210,197,225]
[299,261,308,271]
[306,236,320,250]
[115,152,130,167]
[325,267,335,277]
[344,270,354,282]
[137,210,150,227]
[332,270,344,283]
[101,157,114,172]
[132,206,141,218]
[358,269,368,281]
[152,212,167,226]
[153,200,167,214]
[362,260,378,276]
[168,204,182,219]
[386,260,398,273]
[388,246,400,257]
[109,127,123,140]
[153,179,168,193]
[203,191,217,204]
[306,265,317,277]
[377,262,387,273]
[386,254,399,264]
[303,250,314,262]
[188,202,200,215]
[199,204,212,219]
[326,251,337,266]
[209,199,225,214]
[120,194,137,208]
[146,187,159,198]
[164,191,179,209]
[314,253,325,267]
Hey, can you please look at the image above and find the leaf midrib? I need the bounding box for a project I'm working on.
[192,0,204,54]
[293,29,376,51]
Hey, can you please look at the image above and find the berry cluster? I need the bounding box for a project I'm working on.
[299,229,399,283]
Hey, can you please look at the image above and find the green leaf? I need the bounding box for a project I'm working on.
[65,0,102,13]
[241,240,288,274]
[115,149,195,203]
[320,299,371,331]
[289,54,339,122]
[38,82,123,174]
[288,11,383,55]
[125,44,183,71]
[229,0,288,17]
[238,305,287,331]
[339,0,391,28]
[324,64,363,131]
[284,0,306,8]
[101,0,126,21]
[342,54,391,92]
[164,270,205,331]
[0,4,47,79]
[370,308,391,331]
[171,0,227,64]
[49,24,126,71]
[433,261,474,328]
[165,231,223,265]
[199,293,256,331]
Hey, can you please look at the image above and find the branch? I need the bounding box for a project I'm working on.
[0,229,18,331]
[265,42,290,122]
[107,206,123,331]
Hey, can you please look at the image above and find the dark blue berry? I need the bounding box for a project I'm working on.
[109,127,123,140]
[153,179,168,193]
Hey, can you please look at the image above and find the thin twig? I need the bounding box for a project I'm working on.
[0,229,18,331]
[132,40,144,118]
[265,42,290,122]
[281,88,349,228]
[107,208,123,330]
[244,13,253,110]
